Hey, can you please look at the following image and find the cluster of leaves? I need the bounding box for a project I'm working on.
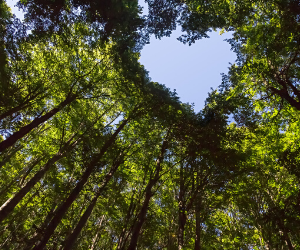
[1,0,300,249]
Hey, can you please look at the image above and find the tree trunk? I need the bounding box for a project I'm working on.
[117,192,136,250]
[194,194,201,250]
[127,183,154,250]
[19,158,43,187]
[127,139,168,250]
[63,157,124,250]
[0,153,64,223]
[269,84,300,111]
[284,229,294,250]
[0,158,41,197]
[178,207,186,250]
[32,119,128,250]
[32,160,101,250]
[297,189,300,217]
[277,218,294,250]
[0,135,78,223]
[0,144,23,168]
[0,94,76,152]
[24,202,58,250]
[63,196,98,250]
[90,215,105,250]
[0,88,44,122]
[178,164,186,250]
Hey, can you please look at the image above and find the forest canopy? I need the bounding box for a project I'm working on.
[0,0,300,249]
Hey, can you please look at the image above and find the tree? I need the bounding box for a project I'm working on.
[2,0,300,249]
[178,0,300,112]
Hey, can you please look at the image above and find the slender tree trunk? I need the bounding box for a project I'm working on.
[0,144,23,168]
[195,194,201,250]
[0,94,76,152]
[127,183,154,250]
[0,39,9,99]
[0,89,44,122]
[0,234,11,249]
[32,160,101,250]
[63,157,124,250]
[24,202,58,250]
[277,219,294,250]
[178,164,186,250]
[90,215,105,250]
[127,140,168,250]
[19,158,43,187]
[0,135,77,223]
[63,195,99,250]
[0,154,64,223]
[178,206,186,249]
[117,192,136,250]
[284,231,294,250]
[297,189,300,217]
[32,119,128,250]
[0,158,41,197]
[0,102,29,122]
[0,182,45,246]
[194,171,203,250]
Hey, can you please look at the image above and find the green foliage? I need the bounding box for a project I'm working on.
[1,0,300,249]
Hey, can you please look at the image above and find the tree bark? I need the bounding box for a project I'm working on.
[0,157,42,197]
[127,185,153,250]
[63,196,99,250]
[0,94,76,152]
[178,208,186,250]
[90,215,105,250]
[0,88,44,122]
[178,164,186,250]
[32,119,128,250]
[0,135,78,223]
[269,86,300,111]
[24,202,58,250]
[194,194,201,250]
[117,192,136,250]
[0,144,23,168]
[63,157,124,250]
[0,153,64,223]
[19,158,43,187]
[127,139,168,250]
[277,218,294,250]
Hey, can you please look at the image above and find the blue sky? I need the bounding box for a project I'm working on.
[140,29,236,111]
[138,1,236,112]
[6,0,23,18]
[6,0,236,112]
